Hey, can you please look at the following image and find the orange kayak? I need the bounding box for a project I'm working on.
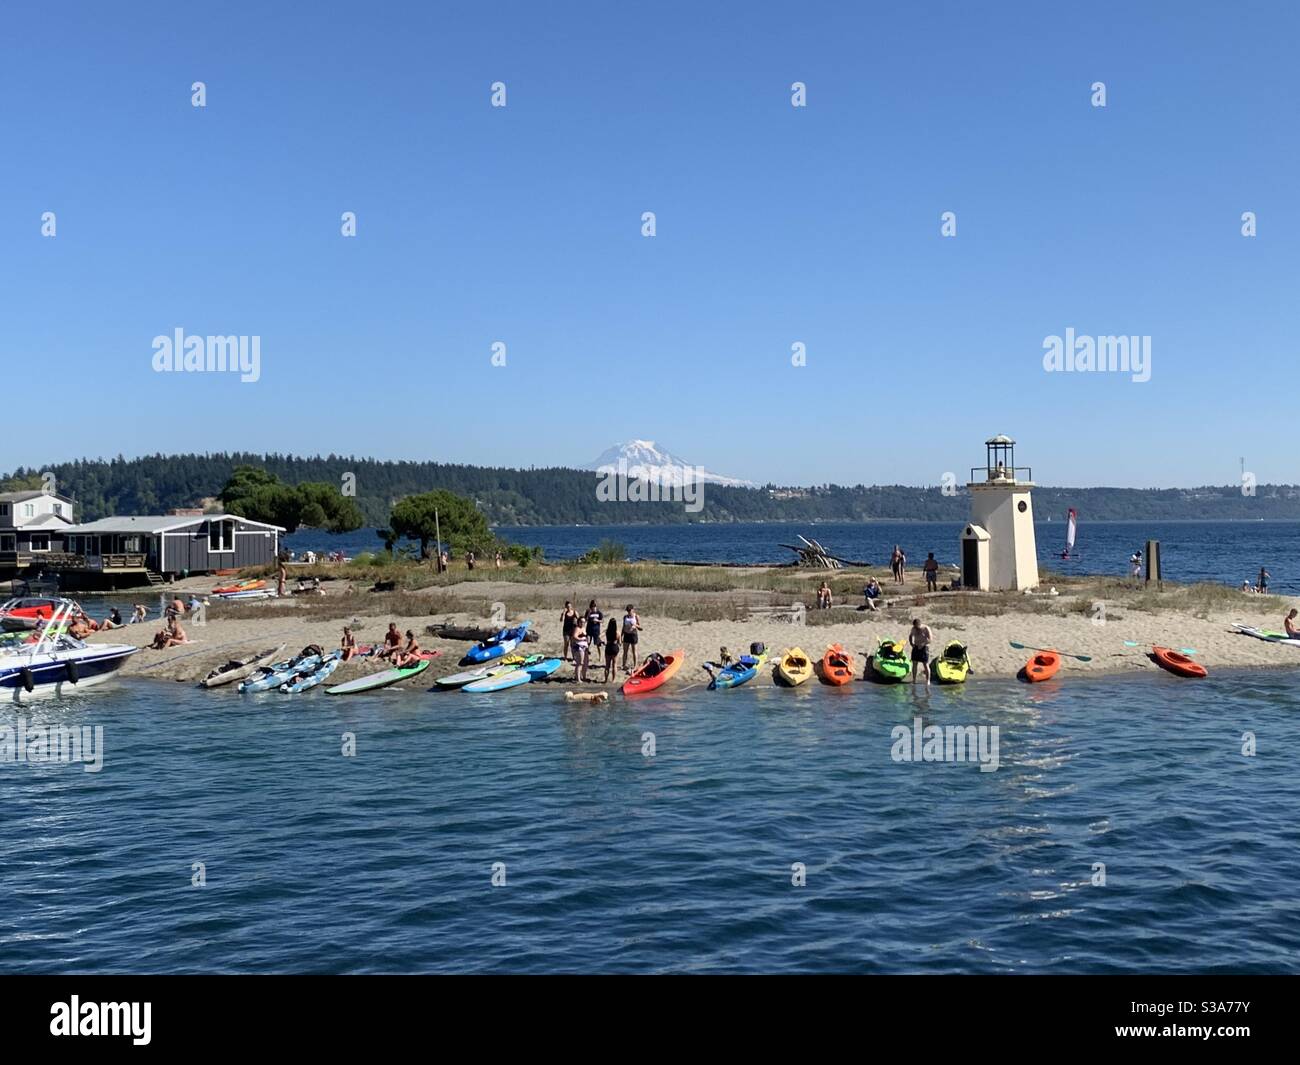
[819,643,855,685]
[623,649,685,695]
[1023,651,1061,682]
[1153,646,1206,678]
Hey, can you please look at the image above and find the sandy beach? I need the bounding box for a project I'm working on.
[92,564,1300,689]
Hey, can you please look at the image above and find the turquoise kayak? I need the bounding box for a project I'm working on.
[705,654,765,690]
[280,652,342,694]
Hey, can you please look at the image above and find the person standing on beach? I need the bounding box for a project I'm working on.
[1258,567,1271,594]
[466,551,476,571]
[923,553,939,592]
[890,546,902,583]
[1129,551,1142,581]
[561,601,578,661]
[621,604,642,672]
[277,554,288,598]
[817,581,832,609]
[495,550,503,570]
[908,618,932,688]
[604,617,620,682]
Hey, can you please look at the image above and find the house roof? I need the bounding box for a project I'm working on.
[23,513,74,528]
[0,490,73,504]
[64,513,285,535]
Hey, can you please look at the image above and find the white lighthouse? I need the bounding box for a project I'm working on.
[960,435,1039,591]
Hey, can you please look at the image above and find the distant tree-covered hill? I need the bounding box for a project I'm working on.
[3,454,1299,525]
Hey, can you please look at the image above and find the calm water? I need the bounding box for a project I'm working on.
[3,671,1298,973]
[289,520,1300,592]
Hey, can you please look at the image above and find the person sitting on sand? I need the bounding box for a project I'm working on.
[394,631,423,668]
[863,578,883,611]
[603,617,620,682]
[1242,580,1255,593]
[1286,609,1300,639]
[817,582,832,609]
[376,623,403,661]
[69,617,94,640]
[621,605,641,672]
[100,608,123,630]
[341,626,358,661]
[151,618,189,649]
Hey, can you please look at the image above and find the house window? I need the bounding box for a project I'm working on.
[208,520,235,553]
[53,502,64,517]
[30,534,50,552]
[0,534,14,552]
[0,504,10,519]
[23,504,35,518]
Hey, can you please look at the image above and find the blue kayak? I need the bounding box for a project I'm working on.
[240,652,322,693]
[463,621,532,664]
[705,654,765,690]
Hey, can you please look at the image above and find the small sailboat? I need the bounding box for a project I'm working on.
[1059,508,1078,560]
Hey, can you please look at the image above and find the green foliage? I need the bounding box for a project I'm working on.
[578,539,627,563]
[5,452,1300,525]
[390,489,491,558]
[504,543,544,569]
[219,466,364,534]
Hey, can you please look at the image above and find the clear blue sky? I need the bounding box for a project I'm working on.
[2,1,1296,488]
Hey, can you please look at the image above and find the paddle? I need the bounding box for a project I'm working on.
[1009,641,1092,663]
[1123,640,1198,654]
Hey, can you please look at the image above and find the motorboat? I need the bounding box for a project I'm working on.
[0,599,138,703]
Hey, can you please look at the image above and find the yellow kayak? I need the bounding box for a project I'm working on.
[932,641,971,684]
[775,647,814,686]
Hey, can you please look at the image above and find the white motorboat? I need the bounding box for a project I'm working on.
[0,599,138,703]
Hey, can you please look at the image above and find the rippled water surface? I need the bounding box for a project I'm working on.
[3,671,1299,973]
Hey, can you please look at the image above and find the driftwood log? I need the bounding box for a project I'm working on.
[425,622,540,643]
[779,534,872,569]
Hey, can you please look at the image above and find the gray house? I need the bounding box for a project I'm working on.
[58,514,284,579]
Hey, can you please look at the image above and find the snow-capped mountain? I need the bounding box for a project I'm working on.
[586,440,756,488]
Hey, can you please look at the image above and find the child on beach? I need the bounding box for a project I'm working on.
[586,600,604,654]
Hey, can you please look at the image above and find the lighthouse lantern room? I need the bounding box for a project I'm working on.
[961,435,1039,592]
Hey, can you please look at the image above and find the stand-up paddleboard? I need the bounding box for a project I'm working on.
[521,658,563,680]
[462,668,533,693]
[435,655,544,690]
[326,658,430,695]
[1232,623,1300,644]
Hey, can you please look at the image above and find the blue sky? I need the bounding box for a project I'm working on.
[1,1,1296,488]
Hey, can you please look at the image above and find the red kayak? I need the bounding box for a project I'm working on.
[623,649,685,696]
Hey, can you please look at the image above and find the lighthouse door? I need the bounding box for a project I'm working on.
[962,537,980,590]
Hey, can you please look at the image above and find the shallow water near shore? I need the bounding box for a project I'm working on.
[2,671,1299,973]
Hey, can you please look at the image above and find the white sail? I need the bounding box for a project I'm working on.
[1065,508,1077,555]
